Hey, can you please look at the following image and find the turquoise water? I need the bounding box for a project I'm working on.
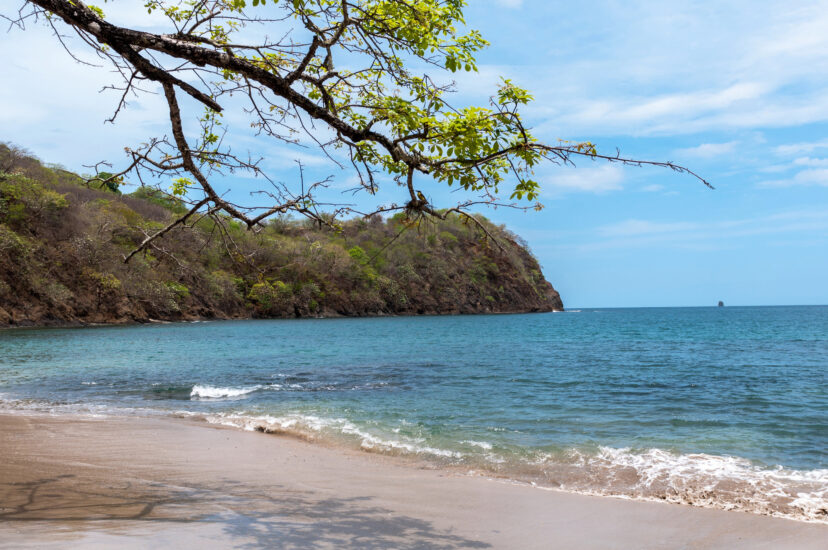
[1,306,826,521]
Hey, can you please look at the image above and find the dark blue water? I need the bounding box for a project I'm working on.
[1,306,826,521]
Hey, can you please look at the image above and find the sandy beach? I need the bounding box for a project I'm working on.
[0,413,824,549]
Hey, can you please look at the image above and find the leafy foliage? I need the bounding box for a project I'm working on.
[10,0,710,264]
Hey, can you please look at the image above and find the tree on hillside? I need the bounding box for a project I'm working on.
[6,0,711,260]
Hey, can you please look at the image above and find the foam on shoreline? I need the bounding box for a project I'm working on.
[3,411,825,550]
[200,410,828,523]
[1,395,825,524]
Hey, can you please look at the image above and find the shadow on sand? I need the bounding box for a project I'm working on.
[0,475,491,549]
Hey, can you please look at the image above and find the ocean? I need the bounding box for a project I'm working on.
[1,306,826,522]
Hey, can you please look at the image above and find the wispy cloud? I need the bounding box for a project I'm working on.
[538,82,828,136]
[540,164,624,195]
[493,1,828,137]
[641,184,665,192]
[793,157,828,167]
[674,141,739,159]
[583,208,828,251]
[606,83,765,124]
[596,219,698,238]
[775,140,828,156]
[759,168,828,188]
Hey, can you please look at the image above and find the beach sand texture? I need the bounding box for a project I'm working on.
[0,414,825,549]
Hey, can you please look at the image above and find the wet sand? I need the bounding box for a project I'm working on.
[0,413,825,549]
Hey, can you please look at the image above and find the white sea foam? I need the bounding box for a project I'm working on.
[552,446,828,523]
[3,391,824,524]
[346,425,463,458]
[204,412,463,459]
[190,384,262,399]
[200,410,827,522]
[462,440,493,450]
[0,394,161,419]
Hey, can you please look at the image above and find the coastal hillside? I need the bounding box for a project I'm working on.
[0,144,562,326]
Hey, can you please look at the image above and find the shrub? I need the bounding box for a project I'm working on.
[0,174,68,222]
[439,230,458,245]
[395,263,422,285]
[83,269,122,309]
[348,245,369,265]
[0,224,30,256]
[376,275,407,309]
[128,187,187,215]
[247,280,293,314]
[165,281,190,301]
[136,280,179,314]
[468,262,487,284]
[104,201,142,227]
[89,171,123,194]
[206,270,240,301]
[40,281,74,305]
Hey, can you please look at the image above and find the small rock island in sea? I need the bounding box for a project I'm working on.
[0,144,563,327]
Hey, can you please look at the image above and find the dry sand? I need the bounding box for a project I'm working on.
[0,413,825,549]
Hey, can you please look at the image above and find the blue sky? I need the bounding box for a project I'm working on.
[2,0,827,307]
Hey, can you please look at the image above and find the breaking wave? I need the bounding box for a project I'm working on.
[2,390,825,524]
[546,447,828,523]
[199,410,828,523]
[203,412,464,458]
[190,384,262,399]
[188,380,394,399]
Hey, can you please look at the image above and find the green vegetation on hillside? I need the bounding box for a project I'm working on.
[0,144,562,326]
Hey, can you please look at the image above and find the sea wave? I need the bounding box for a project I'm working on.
[190,384,262,399]
[189,380,393,399]
[203,412,463,458]
[462,440,494,450]
[0,394,160,418]
[551,447,828,523]
[2,394,825,523]
[199,410,828,523]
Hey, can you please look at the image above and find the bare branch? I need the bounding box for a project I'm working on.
[123,197,209,263]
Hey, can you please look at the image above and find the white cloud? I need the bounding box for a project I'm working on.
[496,1,828,137]
[793,157,828,167]
[582,208,828,251]
[621,84,765,123]
[597,219,698,238]
[0,11,174,170]
[758,164,788,174]
[408,3,828,139]
[759,168,828,188]
[261,146,337,169]
[536,81,828,136]
[674,141,739,159]
[541,164,624,195]
[775,140,828,156]
[641,184,664,192]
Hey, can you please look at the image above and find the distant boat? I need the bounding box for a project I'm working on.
[718,301,724,307]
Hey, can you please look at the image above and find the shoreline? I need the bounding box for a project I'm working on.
[1,412,825,549]
[4,396,827,525]
[0,307,564,331]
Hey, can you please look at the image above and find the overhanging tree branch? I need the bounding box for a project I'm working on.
[12,0,712,262]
